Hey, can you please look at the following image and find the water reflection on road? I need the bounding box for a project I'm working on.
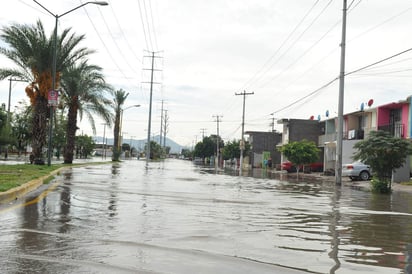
[1,159,412,273]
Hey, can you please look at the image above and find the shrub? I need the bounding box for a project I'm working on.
[370,177,391,194]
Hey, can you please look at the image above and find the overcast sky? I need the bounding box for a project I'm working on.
[1,0,412,147]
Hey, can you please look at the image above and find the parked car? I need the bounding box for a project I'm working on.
[342,162,371,181]
[281,161,323,173]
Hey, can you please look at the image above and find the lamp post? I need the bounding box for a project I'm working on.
[7,78,26,123]
[33,0,108,166]
[119,104,141,150]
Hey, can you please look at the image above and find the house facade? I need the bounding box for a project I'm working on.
[317,97,411,182]
[245,131,282,168]
[277,118,323,167]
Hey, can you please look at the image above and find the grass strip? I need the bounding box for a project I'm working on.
[0,161,112,193]
[0,164,65,192]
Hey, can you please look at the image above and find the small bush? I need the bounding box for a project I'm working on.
[370,178,391,194]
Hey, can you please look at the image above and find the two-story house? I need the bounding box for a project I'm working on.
[277,118,323,168]
[319,106,377,172]
[245,131,282,168]
[376,99,410,181]
[319,97,411,182]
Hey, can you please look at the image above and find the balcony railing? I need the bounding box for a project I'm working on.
[318,127,378,146]
[318,133,337,146]
[378,123,404,137]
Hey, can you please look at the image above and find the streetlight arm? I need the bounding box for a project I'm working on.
[60,1,108,18]
[124,104,141,111]
[32,1,108,19]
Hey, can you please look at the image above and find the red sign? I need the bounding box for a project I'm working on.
[48,90,58,106]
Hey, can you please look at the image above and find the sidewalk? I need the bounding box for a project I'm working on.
[270,169,412,193]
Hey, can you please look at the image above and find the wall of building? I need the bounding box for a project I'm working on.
[288,119,322,144]
[246,131,282,168]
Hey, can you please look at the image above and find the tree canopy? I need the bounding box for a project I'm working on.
[278,139,320,175]
[353,130,412,191]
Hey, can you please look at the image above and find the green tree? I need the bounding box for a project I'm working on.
[11,101,32,156]
[353,130,412,193]
[0,20,92,163]
[122,143,131,153]
[111,89,129,161]
[278,139,320,177]
[75,134,95,159]
[145,141,163,160]
[221,139,250,160]
[193,135,224,159]
[59,60,112,164]
[181,148,193,159]
[0,108,13,157]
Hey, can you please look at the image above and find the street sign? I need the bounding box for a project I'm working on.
[48,90,58,106]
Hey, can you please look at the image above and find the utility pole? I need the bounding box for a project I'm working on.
[336,0,347,185]
[235,90,254,174]
[212,115,222,168]
[129,136,135,158]
[270,113,276,132]
[163,110,168,149]
[142,51,162,163]
[200,128,207,140]
[159,100,164,147]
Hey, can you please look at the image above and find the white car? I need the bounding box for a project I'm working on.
[342,162,371,181]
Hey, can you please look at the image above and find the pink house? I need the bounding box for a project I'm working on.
[377,100,409,139]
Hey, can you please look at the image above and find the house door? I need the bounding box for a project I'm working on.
[389,109,402,137]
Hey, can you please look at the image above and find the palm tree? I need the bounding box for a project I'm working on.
[0,20,92,163]
[112,89,129,161]
[59,60,113,164]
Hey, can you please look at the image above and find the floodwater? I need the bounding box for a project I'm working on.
[1,159,412,274]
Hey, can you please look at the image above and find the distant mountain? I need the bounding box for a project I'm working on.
[93,135,184,154]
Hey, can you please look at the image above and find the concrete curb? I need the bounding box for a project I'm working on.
[0,167,67,204]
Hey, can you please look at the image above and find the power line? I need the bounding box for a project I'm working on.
[95,6,139,75]
[257,0,335,89]
[106,0,142,63]
[346,47,412,76]
[142,0,154,51]
[137,0,151,51]
[270,46,412,116]
[271,77,338,115]
[240,0,321,91]
[147,0,159,51]
[80,1,139,87]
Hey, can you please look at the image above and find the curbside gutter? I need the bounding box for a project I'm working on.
[0,167,67,205]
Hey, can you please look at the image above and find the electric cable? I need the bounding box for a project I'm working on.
[95,7,139,75]
[257,0,334,89]
[79,0,141,90]
[240,0,321,91]
[137,0,152,51]
[106,0,143,63]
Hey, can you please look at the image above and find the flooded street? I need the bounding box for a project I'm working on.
[1,159,412,273]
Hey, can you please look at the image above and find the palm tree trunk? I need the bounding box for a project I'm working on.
[31,97,48,164]
[64,104,78,164]
[112,111,121,161]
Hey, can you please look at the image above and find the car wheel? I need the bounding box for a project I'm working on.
[359,171,370,181]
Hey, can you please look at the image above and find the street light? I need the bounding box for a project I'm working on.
[119,104,141,151]
[7,78,27,122]
[32,0,108,166]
